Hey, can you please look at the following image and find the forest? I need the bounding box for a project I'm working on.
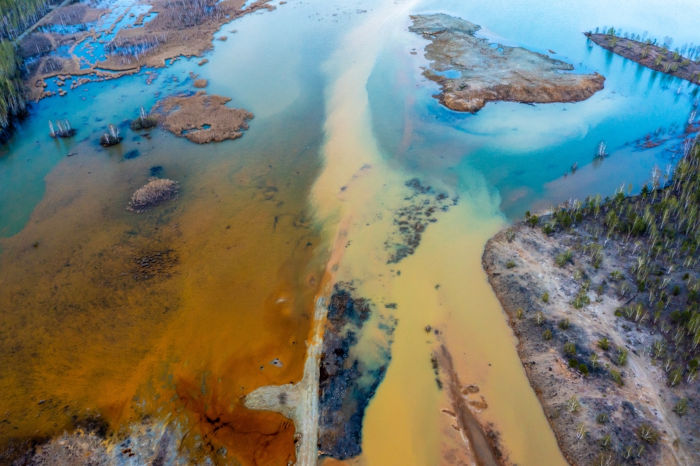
[0,0,58,136]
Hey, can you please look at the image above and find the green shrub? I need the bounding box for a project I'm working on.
[542,292,549,303]
[558,319,570,330]
[564,342,576,356]
[610,368,623,386]
[555,250,574,267]
[673,398,688,416]
[636,423,659,444]
[597,337,610,351]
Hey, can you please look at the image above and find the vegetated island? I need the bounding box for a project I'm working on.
[586,31,700,85]
[409,14,605,113]
[151,91,253,144]
[483,138,699,465]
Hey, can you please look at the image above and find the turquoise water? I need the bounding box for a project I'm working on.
[369,0,700,218]
[4,0,697,236]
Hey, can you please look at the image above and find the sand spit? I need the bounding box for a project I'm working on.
[435,343,506,466]
[20,0,276,101]
[483,139,699,466]
[586,33,700,85]
[409,14,605,113]
[152,91,253,144]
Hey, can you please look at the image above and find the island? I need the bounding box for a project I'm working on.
[483,138,699,465]
[151,91,253,144]
[586,31,700,85]
[409,14,605,113]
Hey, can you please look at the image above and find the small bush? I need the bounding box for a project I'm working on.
[596,412,609,424]
[506,260,516,269]
[558,319,570,330]
[543,328,553,340]
[615,348,628,366]
[564,342,576,356]
[567,396,581,413]
[555,250,574,267]
[673,398,688,416]
[636,423,659,444]
[542,292,549,303]
[597,337,610,351]
[610,368,623,386]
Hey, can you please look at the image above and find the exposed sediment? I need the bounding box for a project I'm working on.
[409,14,605,113]
[586,33,700,85]
[482,140,699,465]
[151,91,253,144]
[19,0,276,102]
[435,344,506,466]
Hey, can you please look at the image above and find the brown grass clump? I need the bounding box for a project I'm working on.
[128,178,179,213]
[193,79,208,88]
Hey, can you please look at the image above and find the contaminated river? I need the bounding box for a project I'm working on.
[0,0,698,464]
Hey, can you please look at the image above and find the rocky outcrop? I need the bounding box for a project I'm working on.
[409,14,605,113]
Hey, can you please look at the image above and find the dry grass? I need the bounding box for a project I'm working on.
[127,178,179,213]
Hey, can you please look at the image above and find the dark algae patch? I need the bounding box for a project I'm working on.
[318,283,396,460]
[384,178,456,264]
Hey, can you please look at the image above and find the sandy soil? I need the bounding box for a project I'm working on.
[586,33,700,85]
[151,91,253,144]
[409,14,605,113]
[483,223,696,465]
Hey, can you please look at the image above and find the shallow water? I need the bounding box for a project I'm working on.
[1,0,699,464]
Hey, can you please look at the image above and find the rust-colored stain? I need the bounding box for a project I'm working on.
[0,127,325,464]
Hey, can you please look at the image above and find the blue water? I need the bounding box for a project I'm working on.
[2,0,699,237]
[369,0,700,218]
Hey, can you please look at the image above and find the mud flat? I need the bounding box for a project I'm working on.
[19,0,275,101]
[483,141,700,464]
[409,13,605,113]
[586,33,700,85]
[152,91,253,144]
